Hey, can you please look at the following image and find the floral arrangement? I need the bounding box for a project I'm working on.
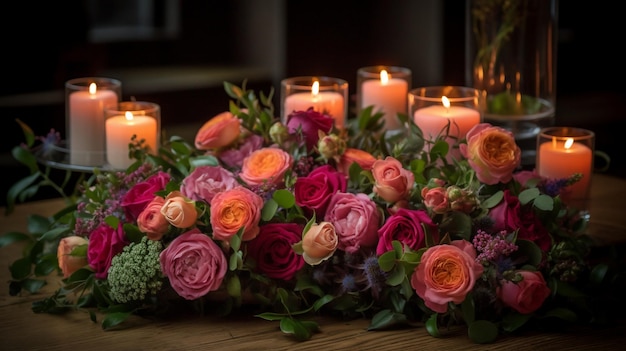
[3,81,622,344]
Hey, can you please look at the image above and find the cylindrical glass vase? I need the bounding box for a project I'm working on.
[466,0,558,167]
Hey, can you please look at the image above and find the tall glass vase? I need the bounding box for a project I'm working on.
[466,0,558,167]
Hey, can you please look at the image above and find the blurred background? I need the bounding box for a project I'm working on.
[1,0,624,206]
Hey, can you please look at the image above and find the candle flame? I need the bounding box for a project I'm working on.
[312,81,320,96]
[441,96,450,109]
[564,138,574,149]
[125,111,134,121]
[380,70,389,85]
[89,83,97,95]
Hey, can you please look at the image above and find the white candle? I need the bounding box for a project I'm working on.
[69,83,118,166]
[360,70,408,131]
[105,112,158,170]
[413,96,480,160]
[283,81,345,129]
[538,137,593,203]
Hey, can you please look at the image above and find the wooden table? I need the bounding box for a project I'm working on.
[1,174,625,350]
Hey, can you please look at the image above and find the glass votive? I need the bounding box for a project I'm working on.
[408,86,483,161]
[536,127,595,216]
[65,77,122,167]
[281,76,349,130]
[104,101,161,170]
[357,66,412,132]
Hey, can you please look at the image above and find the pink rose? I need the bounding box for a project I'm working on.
[245,223,305,281]
[498,270,551,314]
[180,165,239,203]
[376,208,438,256]
[159,228,228,300]
[137,196,169,240]
[294,164,347,218]
[460,123,521,185]
[218,133,264,169]
[411,240,484,313]
[57,236,88,278]
[87,223,129,279]
[194,111,241,150]
[337,148,377,175]
[161,191,198,229]
[239,147,293,187]
[489,189,552,252]
[210,186,264,242]
[324,192,380,253]
[371,156,415,204]
[121,171,171,221]
[513,170,542,188]
[302,221,338,265]
[286,107,334,150]
[421,187,449,214]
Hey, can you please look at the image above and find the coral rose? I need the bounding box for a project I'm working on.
[246,223,305,281]
[411,240,484,313]
[161,191,198,229]
[302,221,338,265]
[137,196,170,240]
[57,236,88,278]
[498,270,551,314]
[194,111,241,150]
[460,123,521,185]
[159,228,228,300]
[371,156,415,204]
[210,186,264,242]
[324,192,380,253]
[337,148,377,175]
[239,147,293,187]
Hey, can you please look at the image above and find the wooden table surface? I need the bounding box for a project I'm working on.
[1,173,625,351]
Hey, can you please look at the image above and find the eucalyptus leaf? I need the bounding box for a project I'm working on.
[102,312,132,330]
[0,232,31,247]
[378,250,397,272]
[261,198,279,221]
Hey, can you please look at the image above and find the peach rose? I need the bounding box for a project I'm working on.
[160,191,199,229]
[411,240,484,313]
[302,221,338,265]
[210,186,264,242]
[337,148,377,175]
[371,156,415,203]
[459,123,521,185]
[498,270,551,314]
[421,187,449,214]
[239,147,293,187]
[57,236,88,278]
[194,111,241,150]
[137,196,170,240]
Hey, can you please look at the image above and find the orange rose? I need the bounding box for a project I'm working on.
[137,196,170,240]
[371,156,415,203]
[194,111,241,150]
[210,186,264,242]
[160,191,199,229]
[57,236,88,278]
[302,222,338,265]
[239,147,293,187]
[337,148,377,175]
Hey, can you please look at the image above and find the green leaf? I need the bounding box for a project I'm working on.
[227,275,241,298]
[39,226,68,242]
[261,198,279,222]
[21,278,47,293]
[501,311,532,332]
[312,294,336,311]
[461,293,475,324]
[518,188,540,205]
[533,194,554,211]
[589,263,609,285]
[34,253,58,276]
[102,312,132,330]
[10,257,32,280]
[467,320,499,344]
[280,317,313,341]
[273,189,296,209]
[540,307,578,322]
[367,309,407,330]
[386,265,406,286]
[482,191,504,209]
[424,313,441,337]
[27,214,53,235]
[378,250,397,272]
[0,232,31,247]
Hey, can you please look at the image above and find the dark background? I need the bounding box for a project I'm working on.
[1,0,624,206]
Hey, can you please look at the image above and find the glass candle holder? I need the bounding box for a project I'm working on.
[65,77,122,166]
[409,86,484,161]
[281,76,348,130]
[104,101,161,170]
[537,127,595,216]
[357,66,412,132]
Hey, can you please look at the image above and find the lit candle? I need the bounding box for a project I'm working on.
[360,69,408,131]
[413,96,480,160]
[105,111,158,170]
[283,81,345,129]
[538,137,593,203]
[69,82,118,166]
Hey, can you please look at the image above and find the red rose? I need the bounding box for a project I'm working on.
[87,223,129,279]
[286,107,334,150]
[245,223,305,280]
[376,208,439,256]
[121,171,171,221]
[294,164,347,218]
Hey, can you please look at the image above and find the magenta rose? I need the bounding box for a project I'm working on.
[87,223,129,279]
[294,164,347,218]
[121,171,171,221]
[498,270,551,314]
[324,192,380,253]
[218,133,264,169]
[159,228,228,300]
[489,189,552,251]
[245,223,305,281]
[180,165,239,203]
[376,208,439,256]
[286,107,334,150]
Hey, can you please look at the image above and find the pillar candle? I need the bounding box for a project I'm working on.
[69,83,118,166]
[538,138,593,202]
[413,97,480,160]
[105,112,158,170]
[283,81,345,129]
[360,69,408,131]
